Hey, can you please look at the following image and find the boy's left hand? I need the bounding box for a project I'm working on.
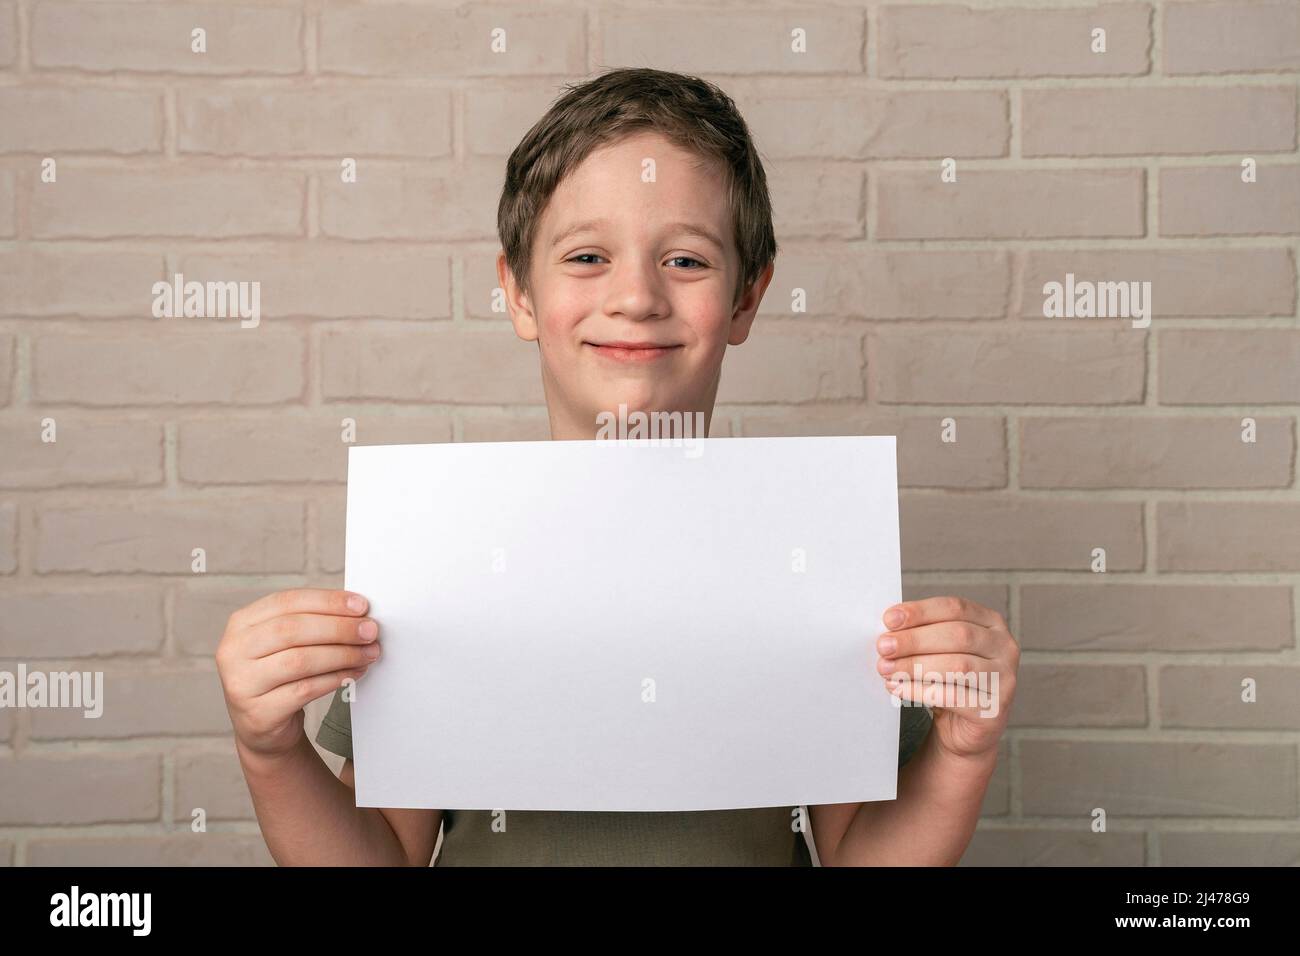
[875,596,1019,760]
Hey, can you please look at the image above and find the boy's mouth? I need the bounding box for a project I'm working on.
[584,340,683,363]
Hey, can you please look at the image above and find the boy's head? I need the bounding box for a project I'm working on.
[496,68,777,439]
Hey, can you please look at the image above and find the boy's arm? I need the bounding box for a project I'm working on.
[236,727,443,867]
[809,730,998,866]
[218,588,442,866]
[810,596,1017,866]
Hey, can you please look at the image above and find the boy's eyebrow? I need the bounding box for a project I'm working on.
[549,218,725,251]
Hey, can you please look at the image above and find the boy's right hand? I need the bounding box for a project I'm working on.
[216,588,380,759]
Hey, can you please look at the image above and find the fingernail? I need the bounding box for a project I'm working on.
[878,636,897,656]
[358,619,378,641]
[884,608,905,629]
[347,593,368,613]
[363,643,381,660]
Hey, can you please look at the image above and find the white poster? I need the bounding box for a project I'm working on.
[345,436,903,812]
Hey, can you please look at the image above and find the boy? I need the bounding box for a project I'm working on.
[217,67,1019,866]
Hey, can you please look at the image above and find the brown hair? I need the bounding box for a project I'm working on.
[497,67,778,308]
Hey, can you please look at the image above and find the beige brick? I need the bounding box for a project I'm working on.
[30,670,229,739]
[0,503,16,573]
[900,583,1009,624]
[32,1,302,74]
[767,161,864,239]
[1161,832,1300,866]
[320,5,584,76]
[0,333,12,402]
[174,749,255,821]
[741,411,1007,488]
[1022,248,1295,318]
[320,165,500,240]
[0,588,164,656]
[179,89,451,157]
[465,85,563,155]
[28,834,274,866]
[703,417,735,438]
[174,584,275,656]
[877,169,1145,239]
[0,247,165,317]
[0,754,160,824]
[179,413,453,484]
[320,328,543,404]
[978,740,1011,817]
[0,708,10,744]
[1158,502,1300,572]
[960,829,1146,866]
[1011,664,1147,727]
[1021,583,1293,652]
[743,89,1008,159]
[459,413,553,443]
[30,168,304,239]
[318,490,345,574]
[0,169,13,236]
[603,9,863,74]
[35,500,304,573]
[1161,665,1300,730]
[33,331,304,405]
[900,496,1144,571]
[1022,740,1296,817]
[178,248,449,320]
[0,2,13,67]
[1165,1,1300,74]
[0,87,163,153]
[878,4,1152,78]
[1024,86,1295,157]
[1161,165,1300,237]
[1019,416,1293,488]
[717,329,864,403]
[872,330,1146,404]
[0,420,163,488]
[1159,330,1300,404]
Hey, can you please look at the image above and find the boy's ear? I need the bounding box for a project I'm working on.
[727,260,774,346]
[497,251,539,342]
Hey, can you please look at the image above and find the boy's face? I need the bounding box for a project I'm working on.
[498,130,772,439]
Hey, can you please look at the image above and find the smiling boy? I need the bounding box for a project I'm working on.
[218,67,1019,866]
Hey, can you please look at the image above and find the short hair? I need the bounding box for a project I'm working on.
[497,67,778,308]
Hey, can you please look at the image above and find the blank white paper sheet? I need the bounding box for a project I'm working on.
[344,435,903,812]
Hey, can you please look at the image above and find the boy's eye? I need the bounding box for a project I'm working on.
[564,254,707,269]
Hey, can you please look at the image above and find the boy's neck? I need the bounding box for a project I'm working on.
[546,405,714,441]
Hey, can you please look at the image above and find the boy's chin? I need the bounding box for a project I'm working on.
[585,381,694,412]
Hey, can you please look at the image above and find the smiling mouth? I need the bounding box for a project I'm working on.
[584,342,683,363]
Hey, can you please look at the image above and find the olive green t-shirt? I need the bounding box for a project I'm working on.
[316,688,932,866]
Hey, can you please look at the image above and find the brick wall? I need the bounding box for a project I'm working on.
[0,0,1297,866]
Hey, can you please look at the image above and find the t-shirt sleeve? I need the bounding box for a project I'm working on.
[314,688,353,761]
[897,703,933,769]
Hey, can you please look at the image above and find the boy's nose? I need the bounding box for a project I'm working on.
[604,263,669,321]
